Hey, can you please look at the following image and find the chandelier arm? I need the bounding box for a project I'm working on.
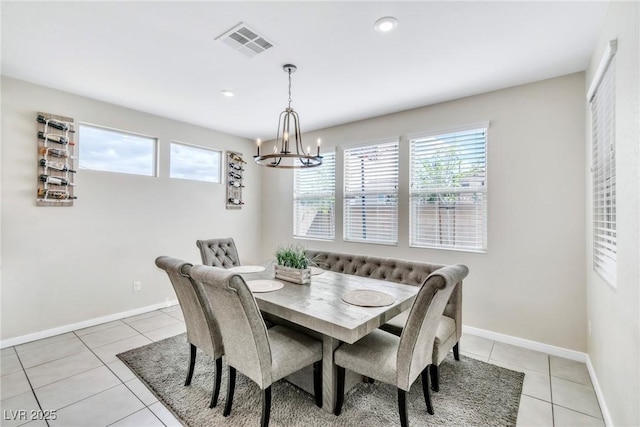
[290,110,303,154]
[276,110,287,152]
[283,111,291,154]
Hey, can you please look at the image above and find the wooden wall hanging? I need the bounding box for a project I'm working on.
[226,151,244,209]
[36,112,77,206]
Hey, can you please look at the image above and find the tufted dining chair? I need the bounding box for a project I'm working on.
[380,273,464,393]
[189,265,323,427]
[196,238,241,268]
[154,256,224,408]
[333,264,469,427]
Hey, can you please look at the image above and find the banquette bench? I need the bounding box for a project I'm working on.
[306,250,464,392]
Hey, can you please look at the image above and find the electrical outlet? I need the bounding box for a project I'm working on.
[133,281,142,292]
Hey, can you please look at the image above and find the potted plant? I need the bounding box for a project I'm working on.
[274,245,311,284]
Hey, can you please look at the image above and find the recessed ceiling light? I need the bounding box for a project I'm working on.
[220,90,235,97]
[374,16,398,33]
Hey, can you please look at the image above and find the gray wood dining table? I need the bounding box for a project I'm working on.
[239,262,420,413]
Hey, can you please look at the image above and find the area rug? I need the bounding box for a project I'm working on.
[118,334,523,426]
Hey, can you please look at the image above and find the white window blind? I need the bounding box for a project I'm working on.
[344,140,399,244]
[410,127,487,252]
[591,52,616,285]
[293,150,335,240]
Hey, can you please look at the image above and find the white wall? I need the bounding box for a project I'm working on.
[261,73,588,351]
[585,1,640,425]
[1,77,261,341]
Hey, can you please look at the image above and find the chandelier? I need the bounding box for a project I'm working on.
[254,64,322,168]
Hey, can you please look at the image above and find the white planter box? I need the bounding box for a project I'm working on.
[274,265,311,285]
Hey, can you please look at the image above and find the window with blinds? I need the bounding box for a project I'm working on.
[590,49,616,286]
[344,140,399,244]
[293,150,336,240]
[410,127,487,252]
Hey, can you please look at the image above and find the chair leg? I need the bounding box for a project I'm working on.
[334,366,346,415]
[421,367,434,415]
[429,364,440,392]
[313,361,323,408]
[453,342,460,361]
[209,357,222,408]
[397,389,409,427]
[261,386,272,427]
[223,366,236,417]
[185,344,196,386]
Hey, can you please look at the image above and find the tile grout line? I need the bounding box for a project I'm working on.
[13,347,51,427]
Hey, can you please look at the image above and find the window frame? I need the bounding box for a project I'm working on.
[343,138,400,245]
[169,140,222,184]
[78,123,158,177]
[408,124,489,253]
[293,149,336,241]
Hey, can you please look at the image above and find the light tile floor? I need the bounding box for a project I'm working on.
[1,307,603,426]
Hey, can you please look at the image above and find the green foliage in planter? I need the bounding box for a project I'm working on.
[275,245,309,269]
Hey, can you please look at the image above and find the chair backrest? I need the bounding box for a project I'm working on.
[189,264,272,389]
[154,256,224,358]
[196,238,241,268]
[396,264,469,391]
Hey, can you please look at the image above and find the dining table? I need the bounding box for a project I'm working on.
[237,262,420,413]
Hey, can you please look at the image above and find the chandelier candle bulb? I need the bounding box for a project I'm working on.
[317,138,321,156]
[256,138,261,156]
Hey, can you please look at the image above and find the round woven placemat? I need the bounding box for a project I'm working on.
[227,265,266,273]
[342,289,395,307]
[310,267,325,276]
[246,279,284,293]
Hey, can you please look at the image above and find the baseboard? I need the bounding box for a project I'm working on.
[462,325,587,362]
[586,355,613,427]
[0,299,179,349]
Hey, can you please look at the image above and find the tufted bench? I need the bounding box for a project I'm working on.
[306,249,464,392]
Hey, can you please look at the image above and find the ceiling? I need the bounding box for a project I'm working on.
[1,1,609,140]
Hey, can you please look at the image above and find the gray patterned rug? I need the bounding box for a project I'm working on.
[118,334,523,426]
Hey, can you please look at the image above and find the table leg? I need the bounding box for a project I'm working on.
[322,335,339,413]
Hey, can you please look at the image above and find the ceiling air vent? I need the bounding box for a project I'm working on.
[216,22,275,58]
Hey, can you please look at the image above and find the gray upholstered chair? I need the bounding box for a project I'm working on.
[189,265,323,427]
[196,238,241,268]
[154,256,224,408]
[334,264,469,427]
[380,272,464,393]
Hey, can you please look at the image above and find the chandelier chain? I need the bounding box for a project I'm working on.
[288,68,293,109]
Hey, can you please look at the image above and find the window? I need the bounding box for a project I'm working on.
[170,142,221,183]
[410,127,487,252]
[344,140,399,244]
[79,124,156,176]
[293,150,336,240]
[589,40,617,286]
